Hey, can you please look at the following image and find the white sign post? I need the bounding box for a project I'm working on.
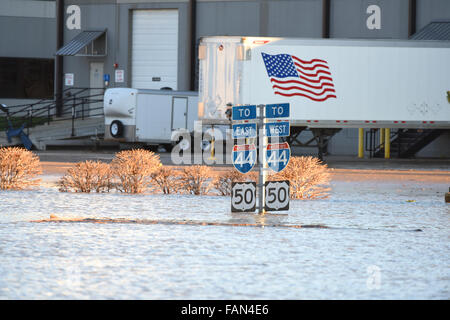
[258,104,267,214]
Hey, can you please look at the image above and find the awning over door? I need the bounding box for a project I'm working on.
[410,21,450,40]
[56,30,107,56]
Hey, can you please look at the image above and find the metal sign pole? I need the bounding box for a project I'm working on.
[258,104,267,214]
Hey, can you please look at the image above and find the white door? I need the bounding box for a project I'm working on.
[172,97,187,130]
[131,9,178,90]
[89,62,104,117]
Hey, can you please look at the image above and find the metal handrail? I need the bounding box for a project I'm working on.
[0,87,105,134]
[365,128,399,158]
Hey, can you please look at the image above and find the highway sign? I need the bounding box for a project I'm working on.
[265,103,290,119]
[232,144,257,174]
[231,182,256,212]
[265,121,290,137]
[232,123,257,139]
[266,142,291,173]
[232,105,257,121]
[264,180,290,211]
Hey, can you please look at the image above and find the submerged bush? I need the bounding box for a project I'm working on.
[111,149,161,194]
[58,160,113,193]
[0,147,42,190]
[269,156,331,200]
[212,168,257,196]
[179,165,212,195]
[150,166,180,194]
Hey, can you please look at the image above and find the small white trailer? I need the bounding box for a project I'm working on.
[198,36,450,128]
[103,88,198,149]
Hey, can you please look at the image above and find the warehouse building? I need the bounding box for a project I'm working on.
[1,0,449,156]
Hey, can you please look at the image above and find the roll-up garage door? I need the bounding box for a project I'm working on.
[131,9,178,90]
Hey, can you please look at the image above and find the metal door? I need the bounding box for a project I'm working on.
[171,97,188,130]
[89,62,104,117]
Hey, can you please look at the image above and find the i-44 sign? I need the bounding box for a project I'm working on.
[266,142,290,173]
[232,144,257,174]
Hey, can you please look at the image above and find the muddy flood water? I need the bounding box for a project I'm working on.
[0,170,449,299]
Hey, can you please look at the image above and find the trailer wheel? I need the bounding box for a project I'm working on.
[110,120,124,138]
[162,144,173,152]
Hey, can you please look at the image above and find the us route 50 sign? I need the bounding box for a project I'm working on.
[264,180,290,212]
[231,182,256,212]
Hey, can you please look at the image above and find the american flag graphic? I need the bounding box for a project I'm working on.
[261,52,337,102]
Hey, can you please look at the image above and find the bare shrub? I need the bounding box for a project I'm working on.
[269,156,331,200]
[0,147,42,190]
[58,160,113,193]
[179,165,212,195]
[212,168,257,196]
[111,149,161,193]
[150,166,180,194]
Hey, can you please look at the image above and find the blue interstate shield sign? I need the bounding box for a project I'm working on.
[232,144,257,174]
[266,142,291,173]
[232,123,257,139]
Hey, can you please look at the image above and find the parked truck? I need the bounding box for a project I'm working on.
[198,36,450,127]
[197,36,450,158]
[104,36,450,157]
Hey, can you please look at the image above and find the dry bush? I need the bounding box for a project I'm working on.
[111,149,161,193]
[179,165,213,195]
[269,156,331,200]
[150,166,181,194]
[212,168,257,196]
[58,160,113,193]
[0,147,42,190]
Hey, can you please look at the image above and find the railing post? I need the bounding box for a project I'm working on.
[27,105,33,135]
[47,105,51,125]
[81,98,85,120]
[71,97,75,137]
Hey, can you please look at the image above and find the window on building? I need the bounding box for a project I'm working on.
[0,58,54,99]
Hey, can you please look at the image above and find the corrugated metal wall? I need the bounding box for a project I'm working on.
[3,0,450,92]
[1,0,450,157]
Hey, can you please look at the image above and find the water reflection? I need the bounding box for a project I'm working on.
[0,180,448,299]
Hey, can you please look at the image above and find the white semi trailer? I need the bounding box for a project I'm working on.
[103,37,449,157]
[197,36,450,158]
[198,36,450,128]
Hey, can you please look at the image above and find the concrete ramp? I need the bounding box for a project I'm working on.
[0,117,105,150]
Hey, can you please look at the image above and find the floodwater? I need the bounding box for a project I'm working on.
[0,176,448,300]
